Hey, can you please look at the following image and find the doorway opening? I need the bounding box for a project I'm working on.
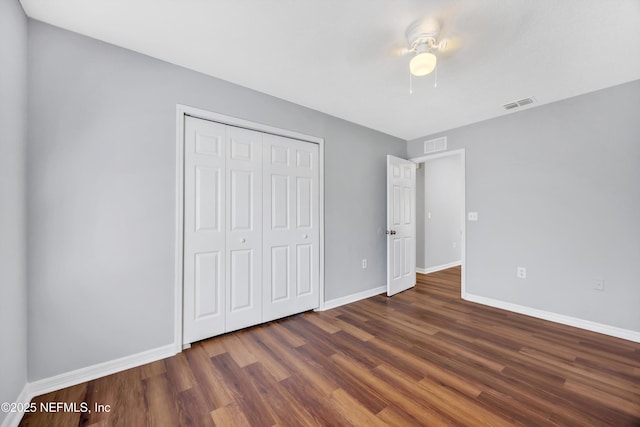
[411,149,466,297]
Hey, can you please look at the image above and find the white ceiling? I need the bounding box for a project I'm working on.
[20,0,640,140]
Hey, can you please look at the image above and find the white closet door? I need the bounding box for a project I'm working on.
[262,134,319,321]
[183,117,226,343]
[225,126,263,332]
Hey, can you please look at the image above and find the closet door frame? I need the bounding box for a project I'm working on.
[174,104,325,351]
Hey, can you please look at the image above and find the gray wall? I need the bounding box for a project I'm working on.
[323,118,404,298]
[421,155,463,269]
[27,20,404,381]
[407,80,640,333]
[0,0,28,422]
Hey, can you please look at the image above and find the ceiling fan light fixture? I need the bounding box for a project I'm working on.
[410,51,437,76]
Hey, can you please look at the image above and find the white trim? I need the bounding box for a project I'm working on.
[464,293,640,344]
[318,131,325,310]
[1,385,29,427]
[319,285,386,311]
[416,261,462,275]
[411,148,464,163]
[174,107,186,354]
[410,149,466,298]
[174,104,326,346]
[177,104,324,144]
[26,344,176,399]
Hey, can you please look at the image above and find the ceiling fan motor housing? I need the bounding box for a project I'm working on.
[406,18,441,53]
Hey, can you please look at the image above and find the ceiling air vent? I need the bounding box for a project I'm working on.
[517,97,534,106]
[503,97,536,110]
[424,136,447,154]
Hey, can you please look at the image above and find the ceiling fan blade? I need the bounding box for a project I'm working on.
[346,28,409,68]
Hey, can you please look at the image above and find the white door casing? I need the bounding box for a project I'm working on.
[225,126,263,332]
[262,134,320,321]
[386,155,417,296]
[183,117,227,343]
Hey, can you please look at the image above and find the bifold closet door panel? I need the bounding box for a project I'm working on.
[262,134,320,322]
[183,117,227,343]
[225,126,263,333]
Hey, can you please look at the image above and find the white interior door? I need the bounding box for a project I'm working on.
[387,155,417,296]
[225,126,263,332]
[262,134,319,321]
[183,116,226,343]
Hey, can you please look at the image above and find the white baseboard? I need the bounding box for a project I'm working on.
[464,293,640,343]
[417,261,462,275]
[1,385,29,427]
[26,344,177,399]
[27,344,176,399]
[320,285,386,311]
[1,344,176,427]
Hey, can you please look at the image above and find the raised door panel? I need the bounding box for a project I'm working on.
[296,244,313,296]
[262,134,319,322]
[296,177,312,228]
[225,126,263,332]
[229,249,253,310]
[270,246,289,301]
[392,238,402,280]
[392,185,401,226]
[271,174,290,229]
[229,169,253,231]
[195,166,221,232]
[183,117,226,343]
[194,252,222,319]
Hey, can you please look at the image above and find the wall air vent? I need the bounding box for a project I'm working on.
[424,136,447,154]
[503,97,536,110]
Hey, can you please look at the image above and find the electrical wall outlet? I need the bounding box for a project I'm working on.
[468,212,478,221]
[517,266,526,279]
[362,259,367,269]
[594,278,604,291]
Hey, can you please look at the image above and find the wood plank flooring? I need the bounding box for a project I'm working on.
[20,267,640,426]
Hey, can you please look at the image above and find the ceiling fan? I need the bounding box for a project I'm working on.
[403,18,452,92]
[346,13,462,91]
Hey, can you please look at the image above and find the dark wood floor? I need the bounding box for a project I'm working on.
[21,267,640,426]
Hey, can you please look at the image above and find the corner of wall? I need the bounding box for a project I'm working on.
[0,1,29,426]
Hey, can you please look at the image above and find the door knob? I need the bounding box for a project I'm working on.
[303,234,308,239]
[386,230,397,235]
[240,238,246,243]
